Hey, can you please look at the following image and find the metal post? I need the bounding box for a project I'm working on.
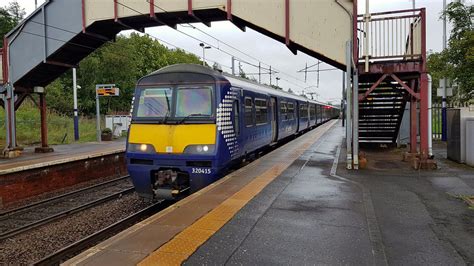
[269,66,272,86]
[410,95,417,153]
[73,68,79,141]
[317,60,320,88]
[231,56,235,75]
[441,0,447,141]
[96,89,101,142]
[352,69,359,169]
[40,93,47,147]
[304,62,307,82]
[345,41,352,169]
[202,47,205,66]
[420,74,429,159]
[364,0,370,72]
[428,74,433,157]
[10,85,15,148]
[258,62,261,83]
[4,85,11,149]
[342,71,345,127]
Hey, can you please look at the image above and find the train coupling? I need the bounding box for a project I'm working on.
[152,169,190,200]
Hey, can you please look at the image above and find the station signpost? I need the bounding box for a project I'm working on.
[95,84,120,142]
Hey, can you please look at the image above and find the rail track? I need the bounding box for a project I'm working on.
[34,200,167,265]
[0,176,134,240]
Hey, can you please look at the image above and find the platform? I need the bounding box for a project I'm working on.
[67,120,474,265]
[0,140,125,174]
[0,140,126,208]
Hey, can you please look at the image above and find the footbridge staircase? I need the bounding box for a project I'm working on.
[350,8,431,168]
[0,0,354,152]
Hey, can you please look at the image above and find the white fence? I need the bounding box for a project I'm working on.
[105,115,131,137]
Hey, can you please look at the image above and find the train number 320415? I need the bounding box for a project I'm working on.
[191,168,211,174]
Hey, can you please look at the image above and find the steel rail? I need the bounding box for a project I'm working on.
[0,175,130,217]
[34,201,167,266]
[0,187,134,240]
[0,177,134,240]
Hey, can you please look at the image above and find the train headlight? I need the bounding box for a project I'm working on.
[128,143,156,153]
[184,144,215,154]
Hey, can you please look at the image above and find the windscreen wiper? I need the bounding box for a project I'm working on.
[162,110,170,124]
[178,113,207,124]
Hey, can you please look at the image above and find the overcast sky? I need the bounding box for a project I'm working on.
[1,0,471,104]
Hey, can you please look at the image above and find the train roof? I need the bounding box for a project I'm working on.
[141,64,339,109]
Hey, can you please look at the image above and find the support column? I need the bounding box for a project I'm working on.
[410,95,417,154]
[35,93,54,153]
[352,69,359,169]
[419,73,429,159]
[345,41,352,169]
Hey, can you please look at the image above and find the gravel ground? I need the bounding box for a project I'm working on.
[0,193,152,264]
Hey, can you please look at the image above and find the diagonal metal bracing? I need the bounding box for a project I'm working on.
[391,74,420,100]
[358,73,388,101]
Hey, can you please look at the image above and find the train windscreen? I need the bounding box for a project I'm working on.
[133,85,214,123]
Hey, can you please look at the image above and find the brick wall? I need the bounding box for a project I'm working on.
[0,152,127,208]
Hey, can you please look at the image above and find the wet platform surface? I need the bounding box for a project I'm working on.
[186,123,376,265]
[67,121,474,265]
[0,140,125,174]
[66,121,337,265]
[336,142,474,265]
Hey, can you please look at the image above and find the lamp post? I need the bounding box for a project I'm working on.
[73,68,80,141]
[199,43,211,66]
[275,77,280,87]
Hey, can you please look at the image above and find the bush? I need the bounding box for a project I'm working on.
[101,128,112,134]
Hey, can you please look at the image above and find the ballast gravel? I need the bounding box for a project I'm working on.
[0,193,151,264]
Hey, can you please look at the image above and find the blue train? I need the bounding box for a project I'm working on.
[126,64,339,199]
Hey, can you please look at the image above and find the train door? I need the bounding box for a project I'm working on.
[232,91,242,158]
[270,97,278,142]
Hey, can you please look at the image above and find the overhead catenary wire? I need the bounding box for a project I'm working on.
[144,0,309,89]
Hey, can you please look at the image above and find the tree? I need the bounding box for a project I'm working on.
[0,1,25,47]
[46,33,202,116]
[428,2,473,103]
[5,1,25,23]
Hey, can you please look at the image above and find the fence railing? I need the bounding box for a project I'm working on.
[432,102,471,140]
[357,9,424,63]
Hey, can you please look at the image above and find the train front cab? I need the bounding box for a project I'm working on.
[126,70,229,200]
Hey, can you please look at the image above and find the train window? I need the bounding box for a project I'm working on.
[244,97,253,127]
[299,104,308,118]
[255,99,268,125]
[136,88,172,118]
[287,102,295,120]
[280,101,288,121]
[310,105,316,119]
[176,86,213,117]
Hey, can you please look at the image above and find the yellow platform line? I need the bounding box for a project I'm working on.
[139,121,334,266]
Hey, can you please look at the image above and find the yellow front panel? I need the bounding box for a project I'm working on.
[128,124,217,153]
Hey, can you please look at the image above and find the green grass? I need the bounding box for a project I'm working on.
[0,103,100,149]
[432,115,442,134]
